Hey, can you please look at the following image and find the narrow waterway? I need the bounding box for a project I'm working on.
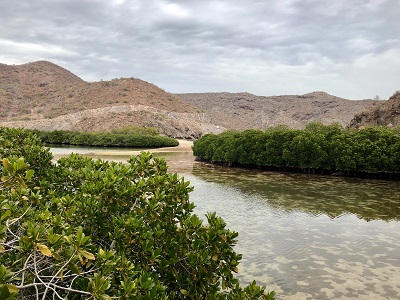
[50,147,400,299]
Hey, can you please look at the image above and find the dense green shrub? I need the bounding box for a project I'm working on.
[111,126,160,136]
[31,128,179,148]
[0,127,53,179]
[192,123,400,176]
[0,127,275,299]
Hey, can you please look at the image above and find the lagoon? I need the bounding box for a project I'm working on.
[50,146,400,299]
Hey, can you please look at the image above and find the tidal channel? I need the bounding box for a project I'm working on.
[51,147,400,299]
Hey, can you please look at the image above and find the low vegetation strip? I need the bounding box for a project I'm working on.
[192,123,400,178]
[0,127,275,299]
[30,126,179,148]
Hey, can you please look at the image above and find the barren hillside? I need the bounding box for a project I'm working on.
[348,91,400,128]
[0,60,387,139]
[0,61,215,139]
[0,61,197,119]
[177,91,379,130]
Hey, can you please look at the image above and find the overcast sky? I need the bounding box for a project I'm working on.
[1,0,399,99]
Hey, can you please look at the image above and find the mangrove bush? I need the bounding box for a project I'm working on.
[31,127,179,148]
[0,127,275,299]
[192,123,400,177]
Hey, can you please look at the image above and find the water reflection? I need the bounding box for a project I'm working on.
[191,163,400,222]
[49,147,400,298]
[185,167,400,299]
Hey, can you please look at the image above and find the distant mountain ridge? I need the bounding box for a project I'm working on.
[0,60,388,139]
[177,91,379,130]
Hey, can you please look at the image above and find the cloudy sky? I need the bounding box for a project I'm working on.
[1,0,399,99]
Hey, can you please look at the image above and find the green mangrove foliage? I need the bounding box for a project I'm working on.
[110,126,160,136]
[0,127,275,299]
[192,123,400,176]
[31,126,179,148]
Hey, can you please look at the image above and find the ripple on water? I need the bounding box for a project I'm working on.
[48,149,400,299]
[185,170,400,299]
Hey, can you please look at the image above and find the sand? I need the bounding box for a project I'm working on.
[93,139,193,156]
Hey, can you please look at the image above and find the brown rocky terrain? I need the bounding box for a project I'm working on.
[0,61,217,139]
[177,92,380,130]
[0,60,386,139]
[348,91,400,128]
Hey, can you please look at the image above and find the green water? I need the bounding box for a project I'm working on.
[51,148,400,299]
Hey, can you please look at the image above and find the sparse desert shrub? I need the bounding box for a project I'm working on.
[392,90,400,97]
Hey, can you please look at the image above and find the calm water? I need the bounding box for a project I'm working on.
[51,147,400,299]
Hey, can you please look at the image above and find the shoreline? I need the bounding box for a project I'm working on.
[58,139,194,157]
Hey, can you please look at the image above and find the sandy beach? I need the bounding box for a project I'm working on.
[93,139,194,156]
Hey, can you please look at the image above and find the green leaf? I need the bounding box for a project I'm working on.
[20,236,31,244]
[0,246,5,253]
[0,176,9,183]
[25,169,34,181]
[2,158,12,173]
[0,284,18,299]
[17,158,25,171]
[53,252,62,261]
[0,285,11,300]
[17,178,26,190]
[80,250,95,260]
[0,211,11,222]
[68,263,80,275]
[222,278,226,289]
[58,269,64,281]
[180,289,188,296]
[37,244,52,257]
[5,285,18,294]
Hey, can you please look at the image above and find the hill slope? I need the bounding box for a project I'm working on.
[0,60,385,138]
[348,91,400,128]
[0,61,212,139]
[177,91,378,130]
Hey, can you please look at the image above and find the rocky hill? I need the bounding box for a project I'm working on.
[177,92,379,130]
[0,61,384,139]
[0,61,215,139]
[348,91,400,128]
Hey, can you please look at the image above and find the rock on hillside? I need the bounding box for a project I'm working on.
[0,61,219,139]
[177,91,378,130]
[348,91,400,128]
[0,105,217,140]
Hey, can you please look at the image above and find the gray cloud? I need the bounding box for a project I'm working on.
[1,0,399,99]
